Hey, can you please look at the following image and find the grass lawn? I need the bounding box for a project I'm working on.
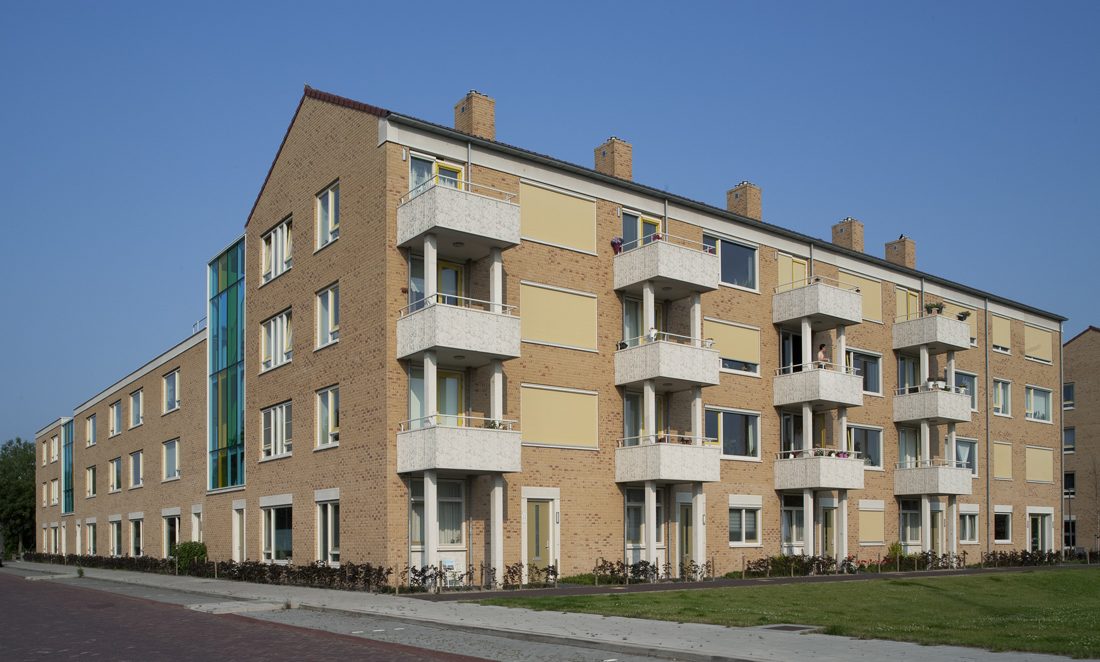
[480,568,1100,658]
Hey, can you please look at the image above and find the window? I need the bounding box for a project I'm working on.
[994,512,1012,543]
[899,499,921,545]
[624,488,643,546]
[317,283,340,347]
[41,482,47,506]
[110,521,122,557]
[703,319,761,375]
[1025,386,1052,422]
[410,481,424,546]
[192,511,203,542]
[847,350,881,394]
[1063,383,1075,410]
[1024,325,1053,363]
[110,401,122,436]
[960,513,978,544]
[129,450,143,488]
[129,390,143,427]
[50,435,58,462]
[86,414,96,446]
[993,380,1011,416]
[517,181,596,254]
[86,523,97,555]
[163,370,180,413]
[728,507,760,545]
[318,501,340,565]
[519,282,598,351]
[163,439,179,479]
[262,401,293,457]
[109,457,122,492]
[130,519,143,556]
[261,217,293,282]
[993,441,1013,479]
[263,506,293,562]
[316,182,340,249]
[955,372,978,410]
[41,440,46,465]
[849,426,883,468]
[411,155,463,194]
[317,386,339,447]
[50,479,58,505]
[409,479,465,548]
[1064,428,1076,453]
[261,310,293,371]
[703,235,757,290]
[948,438,978,476]
[704,409,759,458]
[897,355,920,393]
[1065,472,1076,498]
[621,211,661,251]
[1065,518,1077,549]
[781,494,804,547]
[164,516,180,557]
[991,315,1011,353]
[86,466,97,497]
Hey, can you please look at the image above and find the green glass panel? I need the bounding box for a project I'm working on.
[226,283,238,367]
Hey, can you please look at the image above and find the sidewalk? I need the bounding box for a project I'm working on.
[9,560,1073,662]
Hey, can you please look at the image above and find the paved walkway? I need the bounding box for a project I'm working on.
[8,561,1076,662]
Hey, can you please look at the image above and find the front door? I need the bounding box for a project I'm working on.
[822,508,835,557]
[679,504,693,569]
[1030,514,1049,552]
[526,499,552,569]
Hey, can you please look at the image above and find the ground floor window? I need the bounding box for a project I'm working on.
[1064,517,1076,549]
[728,507,760,544]
[110,521,122,556]
[86,523,97,555]
[994,512,1012,543]
[409,478,467,549]
[899,499,921,545]
[192,511,203,542]
[959,513,978,544]
[780,494,803,548]
[50,526,59,554]
[130,519,143,557]
[263,506,293,563]
[318,501,340,564]
[163,516,179,557]
[624,487,665,547]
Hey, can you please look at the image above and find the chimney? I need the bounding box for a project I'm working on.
[454,90,495,140]
[594,137,632,180]
[885,235,916,269]
[832,217,865,252]
[726,181,762,220]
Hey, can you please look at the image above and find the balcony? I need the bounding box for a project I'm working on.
[614,333,720,392]
[773,363,864,410]
[894,460,973,496]
[774,449,866,491]
[893,313,971,353]
[613,235,719,299]
[773,277,863,330]
[397,416,521,474]
[397,180,520,260]
[397,295,521,367]
[615,435,721,483]
[893,385,972,424]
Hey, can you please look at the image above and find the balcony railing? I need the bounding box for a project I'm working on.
[773,274,860,294]
[895,458,968,470]
[776,448,863,461]
[399,293,517,318]
[617,434,719,448]
[613,232,714,256]
[399,415,517,432]
[894,383,968,397]
[616,331,712,350]
[775,361,859,377]
[399,177,517,207]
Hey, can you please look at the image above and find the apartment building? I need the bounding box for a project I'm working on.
[36,87,1065,580]
[1063,326,1099,553]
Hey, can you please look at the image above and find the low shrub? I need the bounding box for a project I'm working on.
[981,550,1060,567]
[174,541,207,575]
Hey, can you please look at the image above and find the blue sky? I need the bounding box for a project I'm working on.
[2,1,1097,441]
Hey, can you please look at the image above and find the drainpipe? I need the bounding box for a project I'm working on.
[466,142,472,187]
[984,298,992,554]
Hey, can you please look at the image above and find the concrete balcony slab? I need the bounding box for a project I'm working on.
[397,425,521,474]
[894,464,973,496]
[773,367,864,410]
[614,340,720,391]
[614,239,719,299]
[893,315,971,353]
[615,441,721,483]
[773,281,863,330]
[397,184,520,261]
[893,388,972,424]
[774,453,866,491]
[397,303,521,367]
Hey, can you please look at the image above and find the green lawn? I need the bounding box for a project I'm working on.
[481,568,1100,658]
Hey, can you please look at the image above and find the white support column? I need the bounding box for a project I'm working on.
[692,482,706,567]
[839,407,849,452]
[644,379,657,441]
[946,350,956,387]
[919,345,930,383]
[801,403,812,451]
[920,420,930,463]
[692,386,704,444]
[921,495,931,552]
[838,490,849,560]
[424,234,438,302]
[490,360,503,421]
[645,481,657,564]
[643,281,656,337]
[803,489,815,555]
[948,495,958,555]
[489,247,503,314]
[837,325,847,365]
[490,475,504,586]
[801,317,812,368]
[424,470,439,569]
[947,423,957,468]
[424,351,438,426]
[690,293,702,345]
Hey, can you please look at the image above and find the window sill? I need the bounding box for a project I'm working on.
[993,477,1013,481]
[863,391,884,398]
[315,339,340,353]
[1024,356,1053,366]
[86,495,96,500]
[1025,417,1054,425]
[720,455,762,463]
[259,361,292,376]
[992,348,1011,356]
[86,442,96,447]
[206,485,246,496]
[719,368,760,379]
[859,541,886,547]
[257,266,292,289]
[129,484,143,491]
[109,488,121,494]
[993,412,1012,419]
[314,443,339,453]
[1063,450,1075,454]
[162,476,181,483]
[129,423,144,431]
[718,282,760,295]
[258,453,293,463]
[109,432,121,439]
[314,236,339,255]
[728,542,763,548]
[162,406,180,417]
[960,540,980,545]
[994,540,1013,545]
[864,466,885,472]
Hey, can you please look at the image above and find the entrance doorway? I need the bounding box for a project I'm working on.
[679,503,693,570]
[526,499,552,569]
[821,507,836,557]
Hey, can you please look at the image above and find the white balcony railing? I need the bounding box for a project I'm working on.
[617,434,719,447]
[614,232,714,256]
[773,448,866,490]
[895,458,968,470]
[894,383,968,397]
[399,176,517,206]
[398,415,517,432]
[396,294,521,363]
[776,448,863,461]
[399,293,517,318]
[773,274,859,294]
[616,330,712,350]
[773,362,864,409]
[775,361,859,377]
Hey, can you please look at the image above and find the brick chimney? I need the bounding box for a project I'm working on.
[454,90,495,140]
[594,137,632,180]
[832,217,865,252]
[885,235,916,269]
[726,181,762,220]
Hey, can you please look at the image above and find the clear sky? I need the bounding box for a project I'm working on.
[2,1,1097,441]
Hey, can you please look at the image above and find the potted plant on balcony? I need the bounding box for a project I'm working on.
[924,302,945,315]
[957,310,971,321]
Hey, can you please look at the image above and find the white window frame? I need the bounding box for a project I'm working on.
[848,424,884,470]
[947,436,979,477]
[703,233,759,293]
[1024,385,1053,423]
[959,512,979,544]
[163,370,180,414]
[130,518,144,557]
[162,439,180,480]
[86,522,97,555]
[899,499,922,546]
[86,466,97,498]
[50,479,58,505]
[705,405,761,461]
[129,389,143,428]
[992,316,1011,354]
[109,401,122,436]
[261,216,293,283]
[42,482,47,507]
[129,450,143,488]
[191,511,203,543]
[994,511,1012,544]
[316,283,340,348]
[954,370,978,411]
[110,520,122,557]
[993,379,1011,417]
[41,440,47,466]
[1064,427,1076,454]
[316,182,340,250]
[261,309,293,372]
[316,386,340,448]
[261,401,293,458]
[163,515,180,557]
[86,414,96,446]
[437,480,466,548]
[109,457,122,492]
[728,506,762,546]
[262,505,293,564]
[317,500,340,566]
[50,435,58,462]
[846,347,882,396]
[1063,382,1075,410]
[1064,471,1076,498]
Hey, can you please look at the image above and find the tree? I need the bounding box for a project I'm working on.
[0,438,35,557]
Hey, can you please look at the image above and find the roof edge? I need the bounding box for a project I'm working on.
[1064,325,1100,347]
[34,417,67,439]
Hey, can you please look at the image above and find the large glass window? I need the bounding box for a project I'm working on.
[208,238,245,491]
[317,386,340,447]
[317,284,340,347]
[163,439,179,479]
[316,182,340,249]
[960,513,978,544]
[955,372,978,410]
[949,438,978,475]
[849,426,883,468]
[439,481,464,546]
[130,389,143,428]
[899,499,921,545]
[318,501,340,565]
[847,350,881,394]
[728,508,760,544]
[703,235,757,290]
[261,310,293,371]
[263,506,293,562]
[1065,472,1076,498]
[625,488,643,546]
[130,451,143,488]
[261,217,293,282]
[897,356,919,393]
[261,401,293,457]
[163,370,180,413]
[993,379,1011,416]
[781,494,804,547]
[1025,386,1052,422]
[1065,518,1077,549]
[704,409,759,458]
[994,512,1012,543]
[1064,428,1076,453]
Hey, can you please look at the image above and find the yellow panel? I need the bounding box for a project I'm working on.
[776,254,808,293]
[993,442,1013,480]
[895,287,919,322]
[839,272,881,322]
[777,254,792,292]
[992,316,1011,349]
[519,183,596,253]
[1025,447,1054,483]
[1024,326,1053,362]
[942,301,977,342]
[703,319,760,365]
[520,284,597,350]
[520,386,598,448]
[858,509,885,543]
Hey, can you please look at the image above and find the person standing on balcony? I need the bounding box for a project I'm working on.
[817,344,828,368]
